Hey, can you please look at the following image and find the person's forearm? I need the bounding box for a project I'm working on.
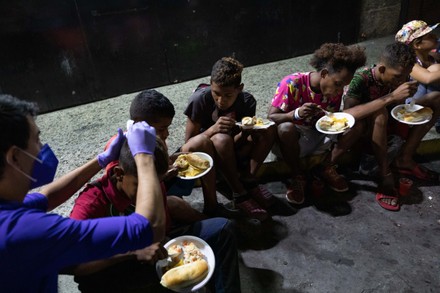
[40,158,102,211]
[61,253,135,276]
[268,111,295,124]
[343,94,396,120]
[134,154,166,243]
[410,64,440,85]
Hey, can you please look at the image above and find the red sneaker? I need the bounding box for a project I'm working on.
[248,185,275,209]
[235,198,269,221]
[320,165,348,192]
[286,175,306,204]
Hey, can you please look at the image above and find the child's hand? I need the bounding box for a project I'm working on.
[132,242,167,264]
[298,103,322,118]
[213,116,236,134]
[391,80,418,102]
[161,166,178,181]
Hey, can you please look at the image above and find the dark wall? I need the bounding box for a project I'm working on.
[400,0,440,25]
[0,0,361,113]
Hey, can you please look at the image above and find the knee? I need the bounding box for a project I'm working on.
[373,110,389,127]
[277,122,296,139]
[211,133,233,149]
[183,134,213,153]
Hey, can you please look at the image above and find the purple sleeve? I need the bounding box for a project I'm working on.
[23,192,49,210]
[1,198,152,276]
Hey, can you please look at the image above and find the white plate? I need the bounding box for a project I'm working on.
[156,235,215,292]
[315,112,355,135]
[175,152,213,180]
[390,104,432,125]
[235,118,275,129]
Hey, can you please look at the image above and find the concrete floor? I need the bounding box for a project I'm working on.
[35,35,440,292]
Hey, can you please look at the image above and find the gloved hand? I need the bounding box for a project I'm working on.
[126,121,156,156]
[97,128,126,168]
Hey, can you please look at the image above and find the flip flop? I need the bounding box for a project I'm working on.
[375,193,400,212]
[395,164,439,182]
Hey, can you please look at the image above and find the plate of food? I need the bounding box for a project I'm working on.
[236,116,275,130]
[173,152,213,180]
[315,112,355,135]
[391,104,433,125]
[156,235,215,292]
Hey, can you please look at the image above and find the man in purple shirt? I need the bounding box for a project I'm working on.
[0,94,166,292]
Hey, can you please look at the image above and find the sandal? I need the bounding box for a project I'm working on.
[248,185,275,209]
[376,192,400,211]
[235,198,269,222]
[395,164,438,182]
[285,175,306,205]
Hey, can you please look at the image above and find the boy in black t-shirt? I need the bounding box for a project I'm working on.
[183,57,277,221]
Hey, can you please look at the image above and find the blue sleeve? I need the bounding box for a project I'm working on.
[1,207,152,276]
[23,193,49,210]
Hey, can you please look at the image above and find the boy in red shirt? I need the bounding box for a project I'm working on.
[71,139,241,292]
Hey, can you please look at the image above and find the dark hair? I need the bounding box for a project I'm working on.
[210,57,243,87]
[309,43,367,74]
[129,90,175,123]
[0,95,38,178]
[380,42,417,70]
[119,136,169,177]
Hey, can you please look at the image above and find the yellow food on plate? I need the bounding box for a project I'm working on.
[241,116,268,128]
[174,153,210,178]
[397,107,433,122]
[254,117,265,126]
[319,116,349,132]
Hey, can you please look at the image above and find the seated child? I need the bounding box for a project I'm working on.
[343,42,440,212]
[268,43,367,204]
[128,89,229,218]
[183,57,277,222]
[395,20,440,132]
[71,139,241,293]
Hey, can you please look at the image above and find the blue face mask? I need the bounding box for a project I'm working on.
[10,144,59,189]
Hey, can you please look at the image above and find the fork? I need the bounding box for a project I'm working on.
[320,108,333,117]
[406,98,417,112]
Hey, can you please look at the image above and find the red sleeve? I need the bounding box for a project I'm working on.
[70,184,110,220]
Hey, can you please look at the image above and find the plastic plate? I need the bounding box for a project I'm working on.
[390,104,432,125]
[315,112,355,134]
[156,235,215,292]
[175,152,213,180]
[236,118,275,129]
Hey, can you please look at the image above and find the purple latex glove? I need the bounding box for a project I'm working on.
[126,121,156,156]
[97,128,126,168]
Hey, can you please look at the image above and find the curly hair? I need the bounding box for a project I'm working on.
[0,95,38,179]
[309,43,367,74]
[380,42,416,70]
[129,90,175,123]
[210,57,243,87]
[118,136,169,177]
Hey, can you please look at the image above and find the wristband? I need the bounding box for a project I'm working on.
[294,108,302,120]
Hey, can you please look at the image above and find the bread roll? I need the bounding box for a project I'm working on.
[241,116,254,126]
[185,154,210,170]
[160,259,209,289]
